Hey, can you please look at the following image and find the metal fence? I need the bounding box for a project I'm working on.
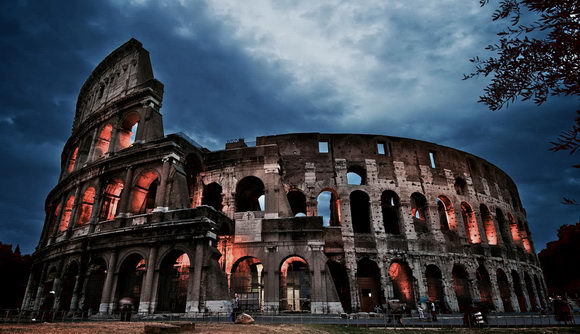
[2,309,578,328]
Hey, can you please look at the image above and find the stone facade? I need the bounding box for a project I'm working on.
[24,39,547,315]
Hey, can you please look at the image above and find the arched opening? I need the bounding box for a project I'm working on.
[495,208,511,245]
[411,192,429,233]
[511,270,527,312]
[436,196,454,231]
[476,265,494,309]
[533,274,545,309]
[389,261,416,307]
[357,258,383,312]
[381,191,401,234]
[118,112,140,150]
[157,251,190,313]
[201,182,223,211]
[280,256,310,312]
[76,186,96,226]
[452,264,472,312]
[454,177,467,195]
[231,257,264,311]
[77,136,93,166]
[235,176,265,212]
[116,254,146,309]
[425,265,445,306]
[350,190,371,233]
[480,204,497,245]
[461,202,481,244]
[83,258,107,315]
[93,124,113,159]
[519,220,532,252]
[327,261,351,313]
[497,269,514,312]
[507,213,521,245]
[347,165,366,185]
[130,171,159,214]
[59,195,75,232]
[58,262,79,311]
[67,147,78,173]
[287,190,307,216]
[524,272,538,311]
[317,190,340,227]
[184,153,203,207]
[99,179,124,221]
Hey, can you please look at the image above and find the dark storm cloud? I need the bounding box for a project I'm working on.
[0,0,577,253]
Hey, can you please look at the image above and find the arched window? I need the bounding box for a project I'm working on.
[99,179,124,221]
[454,177,467,195]
[67,147,78,173]
[59,262,79,311]
[347,165,366,185]
[117,112,140,150]
[436,195,454,231]
[461,202,481,244]
[327,261,351,313]
[84,258,107,315]
[202,182,223,211]
[381,190,401,234]
[76,186,96,226]
[93,124,113,159]
[59,195,75,231]
[411,192,429,233]
[350,190,371,233]
[287,190,307,216]
[524,272,538,310]
[130,171,159,214]
[235,176,265,212]
[480,204,497,245]
[317,190,340,227]
[519,220,532,252]
[48,203,62,236]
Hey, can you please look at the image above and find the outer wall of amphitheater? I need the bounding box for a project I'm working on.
[23,39,547,316]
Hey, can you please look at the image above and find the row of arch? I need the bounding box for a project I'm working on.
[48,168,162,236]
[65,112,140,175]
[201,175,532,252]
[38,249,191,314]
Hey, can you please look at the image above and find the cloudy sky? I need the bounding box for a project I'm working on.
[1,0,577,254]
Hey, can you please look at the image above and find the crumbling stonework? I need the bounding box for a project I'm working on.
[24,39,546,316]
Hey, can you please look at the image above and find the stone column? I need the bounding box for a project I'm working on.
[138,246,158,313]
[262,250,279,312]
[99,251,118,314]
[117,167,134,216]
[345,252,360,312]
[108,120,120,154]
[411,259,427,303]
[154,157,172,212]
[188,240,205,312]
[505,272,521,312]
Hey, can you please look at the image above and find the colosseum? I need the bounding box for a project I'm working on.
[23,39,547,316]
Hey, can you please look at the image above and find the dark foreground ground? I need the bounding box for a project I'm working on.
[0,322,579,334]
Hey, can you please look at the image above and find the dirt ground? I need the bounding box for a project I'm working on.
[0,322,578,334]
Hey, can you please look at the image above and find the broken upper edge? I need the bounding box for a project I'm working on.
[72,38,164,133]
